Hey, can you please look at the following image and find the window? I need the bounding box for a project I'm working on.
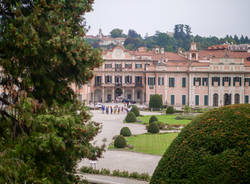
[158,77,164,86]
[135,76,142,86]
[245,95,249,104]
[137,91,141,99]
[115,64,122,71]
[233,77,242,86]
[195,95,199,106]
[105,64,112,68]
[182,95,186,105]
[115,76,122,85]
[148,77,155,85]
[125,64,132,69]
[234,94,240,104]
[204,95,208,106]
[212,77,220,86]
[125,76,132,84]
[135,64,142,68]
[202,78,208,86]
[169,78,175,87]
[182,77,186,87]
[222,77,231,86]
[245,78,250,86]
[105,75,112,83]
[95,76,102,86]
[171,95,175,105]
[193,77,201,86]
[213,93,218,106]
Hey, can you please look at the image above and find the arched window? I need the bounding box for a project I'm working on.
[192,53,196,60]
[234,94,240,104]
[213,93,218,107]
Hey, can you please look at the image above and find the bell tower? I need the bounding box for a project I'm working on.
[189,42,198,61]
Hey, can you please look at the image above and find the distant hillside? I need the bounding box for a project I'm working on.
[86,24,250,52]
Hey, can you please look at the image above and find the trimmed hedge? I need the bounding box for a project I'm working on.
[151,104,250,184]
[166,106,174,114]
[120,127,132,137]
[147,122,159,134]
[149,94,163,110]
[131,105,140,117]
[149,115,158,124]
[125,112,137,122]
[80,167,151,181]
[114,135,127,148]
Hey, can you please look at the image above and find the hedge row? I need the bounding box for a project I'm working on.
[80,167,151,181]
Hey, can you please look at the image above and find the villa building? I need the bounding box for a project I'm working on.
[77,43,250,108]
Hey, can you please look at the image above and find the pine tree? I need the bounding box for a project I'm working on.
[0,0,103,183]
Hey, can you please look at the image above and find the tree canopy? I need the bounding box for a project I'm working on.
[0,0,103,183]
[110,28,125,38]
[88,24,250,51]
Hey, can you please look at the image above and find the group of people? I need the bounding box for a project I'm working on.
[101,104,131,114]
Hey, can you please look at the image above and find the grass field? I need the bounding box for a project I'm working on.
[137,114,191,125]
[126,133,178,155]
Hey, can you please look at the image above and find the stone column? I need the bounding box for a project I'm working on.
[132,88,135,101]
[102,87,105,103]
[112,87,115,102]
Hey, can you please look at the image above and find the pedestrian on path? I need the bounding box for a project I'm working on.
[106,106,109,114]
[101,105,105,114]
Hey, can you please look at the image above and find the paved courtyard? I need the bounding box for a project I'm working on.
[78,106,162,176]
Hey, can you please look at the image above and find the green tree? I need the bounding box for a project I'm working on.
[128,29,141,39]
[110,28,124,38]
[0,0,103,183]
[149,94,163,110]
[151,104,250,184]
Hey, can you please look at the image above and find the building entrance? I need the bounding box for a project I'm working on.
[224,93,231,105]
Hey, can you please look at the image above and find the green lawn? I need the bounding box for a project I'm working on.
[126,133,178,155]
[137,114,191,125]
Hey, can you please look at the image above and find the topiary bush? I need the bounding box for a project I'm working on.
[147,122,160,134]
[166,106,174,114]
[149,115,158,124]
[114,135,127,148]
[151,104,250,184]
[125,112,137,122]
[131,105,140,117]
[149,94,163,110]
[120,127,132,137]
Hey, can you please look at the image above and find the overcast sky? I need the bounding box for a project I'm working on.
[85,0,250,38]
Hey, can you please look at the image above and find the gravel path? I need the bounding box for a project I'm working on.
[78,109,162,176]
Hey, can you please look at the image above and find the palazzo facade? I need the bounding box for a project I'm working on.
[79,43,250,108]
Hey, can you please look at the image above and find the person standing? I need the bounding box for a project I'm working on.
[101,105,105,114]
[106,106,109,114]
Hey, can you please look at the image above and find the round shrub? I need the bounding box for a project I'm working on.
[120,127,132,137]
[147,122,159,134]
[114,135,127,148]
[149,94,163,110]
[149,115,158,124]
[131,105,140,117]
[166,106,174,114]
[125,112,137,122]
[151,104,250,184]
